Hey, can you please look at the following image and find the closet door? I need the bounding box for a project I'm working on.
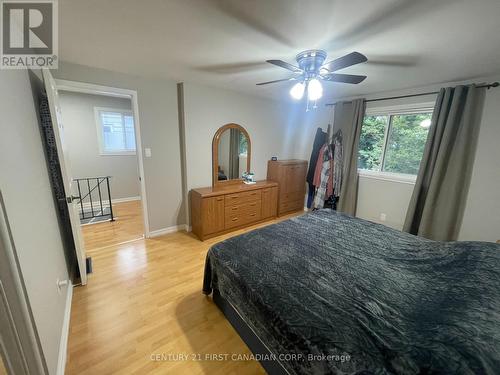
[261,187,278,219]
[201,196,225,235]
[281,164,306,213]
[285,164,306,193]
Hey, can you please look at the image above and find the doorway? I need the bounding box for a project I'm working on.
[53,79,150,254]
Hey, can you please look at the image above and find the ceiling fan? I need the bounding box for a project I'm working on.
[256,50,368,102]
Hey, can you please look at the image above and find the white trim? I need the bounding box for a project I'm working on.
[94,106,136,156]
[358,169,417,185]
[55,79,151,238]
[149,225,187,238]
[55,79,132,98]
[78,196,141,212]
[56,281,73,375]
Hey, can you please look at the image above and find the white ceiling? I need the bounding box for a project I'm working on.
[59,0,500,103]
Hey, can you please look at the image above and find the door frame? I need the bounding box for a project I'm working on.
[0,190,48,375]
[54,79,151,238]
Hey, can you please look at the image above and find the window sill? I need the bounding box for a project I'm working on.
[358,169,416,185]
[100,152,137,156]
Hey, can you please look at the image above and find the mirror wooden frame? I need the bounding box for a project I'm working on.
[212,123,251,187]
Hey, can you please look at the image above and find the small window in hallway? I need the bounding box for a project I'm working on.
[95,108,136,155]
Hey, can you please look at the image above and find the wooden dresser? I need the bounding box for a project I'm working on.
[190,180,278,240]
[267,159,308,216]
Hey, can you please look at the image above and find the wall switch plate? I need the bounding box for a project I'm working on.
[144,148,152,158]
[380,213,387,222]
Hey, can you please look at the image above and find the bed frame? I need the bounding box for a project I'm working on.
[212,289,289,375]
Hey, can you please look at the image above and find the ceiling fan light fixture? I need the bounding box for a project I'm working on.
[307,78,323,101]
[290,81,305,100]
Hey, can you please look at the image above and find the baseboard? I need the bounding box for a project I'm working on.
[148,224,186,238]
[56,281,73,375]
[78,196,141,211]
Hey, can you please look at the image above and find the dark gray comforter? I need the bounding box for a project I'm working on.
[203,210,500,374]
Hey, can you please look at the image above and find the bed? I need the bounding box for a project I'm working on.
[203,210,500,374]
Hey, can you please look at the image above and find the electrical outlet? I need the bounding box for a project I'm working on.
[380,213,387,222]
[144,148,152,157]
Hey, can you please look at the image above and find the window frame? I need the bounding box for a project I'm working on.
[94,107,136,156]
[358,102,435,183]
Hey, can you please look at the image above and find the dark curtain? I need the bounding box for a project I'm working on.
[336,99,366,215]
[228,129,240,179]
[306,128,327,208]
[403,84,485,241]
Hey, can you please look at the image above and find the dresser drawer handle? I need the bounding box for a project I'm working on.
[229,196,238,199]
[250,203,256,207]
[231,207,238,211]
[250,213,256,217]
[231,217,238,222]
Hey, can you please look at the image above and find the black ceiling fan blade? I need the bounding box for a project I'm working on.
[256,77,296,86]
[321,52,368,72]
[266,60,302,73]
[321,73,367,84]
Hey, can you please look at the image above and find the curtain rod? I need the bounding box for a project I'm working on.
[325,81,499,107]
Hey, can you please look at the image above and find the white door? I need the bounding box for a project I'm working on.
[42,69,87,285]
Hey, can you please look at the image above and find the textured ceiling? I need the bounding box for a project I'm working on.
[59,0,500,102]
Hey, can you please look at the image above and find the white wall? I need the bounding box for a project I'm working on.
[54,62,184,231]
[58,91,140,200]
[182,82,301,190]
[0,70,70,374]
[295,76,500,241]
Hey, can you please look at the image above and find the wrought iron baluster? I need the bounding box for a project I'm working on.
[77,179,84,219]
[106,177,115,221]
[74,176,114,222]
[97,178,103,215]
[87,179,94,217]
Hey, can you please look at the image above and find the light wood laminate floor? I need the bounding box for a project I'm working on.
[0,355,7,375]
[67,211,302,374]
[81,200,144,251]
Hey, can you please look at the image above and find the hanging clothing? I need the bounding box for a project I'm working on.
[307,128,327,209]
[307,128,327,184]
[313,145,333,209]
[313,144,327,187]
[332,132,343,197]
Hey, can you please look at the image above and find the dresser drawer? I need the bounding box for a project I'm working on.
[225,189,261,206]
[225,205,262,229]
[225,200,260,216]
[279,199,303,214]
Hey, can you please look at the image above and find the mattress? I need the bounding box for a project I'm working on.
[203,210,500,374]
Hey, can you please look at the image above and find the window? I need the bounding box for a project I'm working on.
[95,108,136,155]
[358,108,433,176]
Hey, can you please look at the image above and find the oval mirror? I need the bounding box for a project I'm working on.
[212,124,251,186]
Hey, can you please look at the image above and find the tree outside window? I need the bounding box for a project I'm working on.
[358,111,432,175]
